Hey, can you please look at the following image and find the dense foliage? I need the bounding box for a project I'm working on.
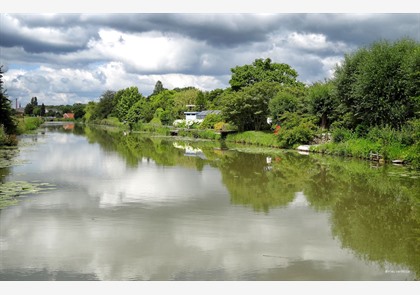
[333,38,420,129]
[229,58,302,91]
[0,66,17,135]
[0,66,18,145]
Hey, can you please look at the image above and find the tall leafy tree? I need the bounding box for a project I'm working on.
[24,103,34,115]
[229,58,301,91]
[115,86,144,121]
[205,88,225,109]
[269,84,307,122]
[172,88,200,117]
[83,101,97,122]
[195,91,206,111]
[126,97,154,127]
[334,38,420,129]
[0,65,17,135]
[72,103,85,119]
[222,81,280,131]
[40,103,46,117]
[307,80,336,129]
[30,96,38,106]
[152,80,165,96]
[94,90,116,120]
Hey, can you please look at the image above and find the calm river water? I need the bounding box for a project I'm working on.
[0,123,419,281]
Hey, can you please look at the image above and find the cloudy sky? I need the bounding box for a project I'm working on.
[1,10,419,106]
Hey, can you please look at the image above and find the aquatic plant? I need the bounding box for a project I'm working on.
[0,180,56,209]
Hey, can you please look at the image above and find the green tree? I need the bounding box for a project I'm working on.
[115,86,144,122]
[195,91,206,111]
[46,109,56,117]
[307,80,336,129]
[172,88,200,118]
[222,81,280,131]
[0,65,17,135]
[126,97,154,127]
[205,88,225,109]
[61,105,72,114]
[148,89,177,122]
[30,96,38,107]
[40,103,46,116]
[83,101,97,122]
[229,58,301,91]
[72,103,85,119]
[334,38,420,129]
[152,80,165,96]
[33,106,41,116]
[269,84,307,123]
[94,90,116,120]
[24,103,34,115]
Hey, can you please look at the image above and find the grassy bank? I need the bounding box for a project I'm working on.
[130,122,222,140]
[311,123,420,168]
[87,119,420,169]
[85,117,126,129]
[1,117,44,146]
[225,131,281,147]
[17,117,44,134]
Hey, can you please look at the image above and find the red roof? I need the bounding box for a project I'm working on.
[63,113,75,119]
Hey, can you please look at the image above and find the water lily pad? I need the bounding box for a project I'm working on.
[0,180,56,209]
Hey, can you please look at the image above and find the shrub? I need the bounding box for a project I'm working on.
[277,124,317,148]
[214,122,236,131]
[17,117,44,134]
[199,113,224,129]
[275,112,319,148]
[331,128,354,143]
[149,117,162,126]
[0,125,18,146]
[0,124,8,146]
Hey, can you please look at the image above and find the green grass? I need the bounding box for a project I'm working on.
[225,131,281,147]
[177,129,221,140]
[312,138,418,167]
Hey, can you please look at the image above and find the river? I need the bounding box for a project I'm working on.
[0,123,419,280]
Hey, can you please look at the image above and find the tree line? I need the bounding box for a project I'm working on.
[2,38,420,150]
[83,38,419,133]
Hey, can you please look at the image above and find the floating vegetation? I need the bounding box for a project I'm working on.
[387,169,420,179]
[0,181,55,209]
[0,147,21,169]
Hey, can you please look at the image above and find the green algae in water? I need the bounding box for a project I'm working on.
[0,181,56,209]
[0,147,21,169]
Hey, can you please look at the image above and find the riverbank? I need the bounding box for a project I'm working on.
[0,116,44,146]
[82,121,420,169]
[17,116,44,134]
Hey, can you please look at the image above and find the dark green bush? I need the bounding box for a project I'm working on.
[332,128,354,143]
[276,112,319,148]
[199,113,224,129]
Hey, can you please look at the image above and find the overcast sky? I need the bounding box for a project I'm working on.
[1,12,419,106]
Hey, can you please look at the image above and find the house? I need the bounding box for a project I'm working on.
[184,110,221,122]
[184,111,199,122]
[63,113,75,119]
